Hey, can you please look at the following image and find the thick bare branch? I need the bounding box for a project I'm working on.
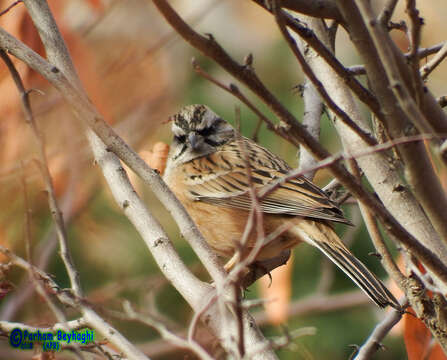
[252,1,386,122]
[291,15,332,180]
[348,159,405,286]
[334,0,447,271]
[20,0,227,286]
[378,0,399,26]
[349,0,447,249]
[298,80,322,180]
[149,0,447,285]
[87,132,211,308]
[2,2,280,358]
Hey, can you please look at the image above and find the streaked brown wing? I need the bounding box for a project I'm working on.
[184,138,350,225]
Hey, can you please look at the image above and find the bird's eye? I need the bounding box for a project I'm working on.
[175,135,186,143]
[197,126,213,136]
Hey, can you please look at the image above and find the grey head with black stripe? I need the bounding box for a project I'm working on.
[169,104,236,164]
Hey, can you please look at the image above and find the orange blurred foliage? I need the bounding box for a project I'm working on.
[404,307,447,360]
[258,254,293,325]
[0,0,170,257]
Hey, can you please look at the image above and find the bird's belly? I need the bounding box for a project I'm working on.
[164,172,247,256]
[186,200,250,257]
[165,170,301,259]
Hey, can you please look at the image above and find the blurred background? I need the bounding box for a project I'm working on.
[0,0,446,358]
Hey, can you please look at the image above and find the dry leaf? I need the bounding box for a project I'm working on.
[404,307,447,360]
[140,142,170,176]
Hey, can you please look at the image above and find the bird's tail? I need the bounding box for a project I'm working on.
[291,221,400,309]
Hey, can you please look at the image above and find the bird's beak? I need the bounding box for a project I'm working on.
[188,132,201,151]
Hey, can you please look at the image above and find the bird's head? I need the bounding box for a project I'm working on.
[169,104,235,163]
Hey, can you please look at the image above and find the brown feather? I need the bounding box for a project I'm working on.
[182,138,350,224]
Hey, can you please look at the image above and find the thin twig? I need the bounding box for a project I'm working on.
[251,0,343,22]
[259,133,436,200]
[252,1,384,120]
[354,299,407,359]
[354,0,434,136]
[20,165,32,267]
[0,318,88,333]
[251,118,263,141]
[348,42,446,75]
[19,164,72,328]
[0,0,22,17]
[272,3,377,147]
[187,292,218,349]
[123,301,213,360]
[420,41,447,80]
[192,59,276,130]
[150,0,447,284]
[0,50,83,298]
[0,245,149,359]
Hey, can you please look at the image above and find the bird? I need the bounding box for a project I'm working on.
[163,104,399,309]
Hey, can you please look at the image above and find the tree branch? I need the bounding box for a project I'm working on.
[21,0,227,286]
[334,0,447,282]
[149,0,447,285]
[0,246,149,359]
[378,0,399,26]
[273,5,377,147]
[3,2,279,358]
[251,0,343,22]
[299,80,322,180]
[350,0,447,249]
[252,2,384,121]
[0,49,83,298]
[420,41,447,80]
[354,299,407,359]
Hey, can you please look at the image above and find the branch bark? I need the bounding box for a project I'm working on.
[349,0,447,242]
[1,1,280,358]
[333,0,447,258]
[251,0,343,22]
[149,0,447,286]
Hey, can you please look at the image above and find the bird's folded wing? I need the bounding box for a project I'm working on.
[184,139,350,225]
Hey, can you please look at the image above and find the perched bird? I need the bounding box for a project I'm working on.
[164,104,399,309]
